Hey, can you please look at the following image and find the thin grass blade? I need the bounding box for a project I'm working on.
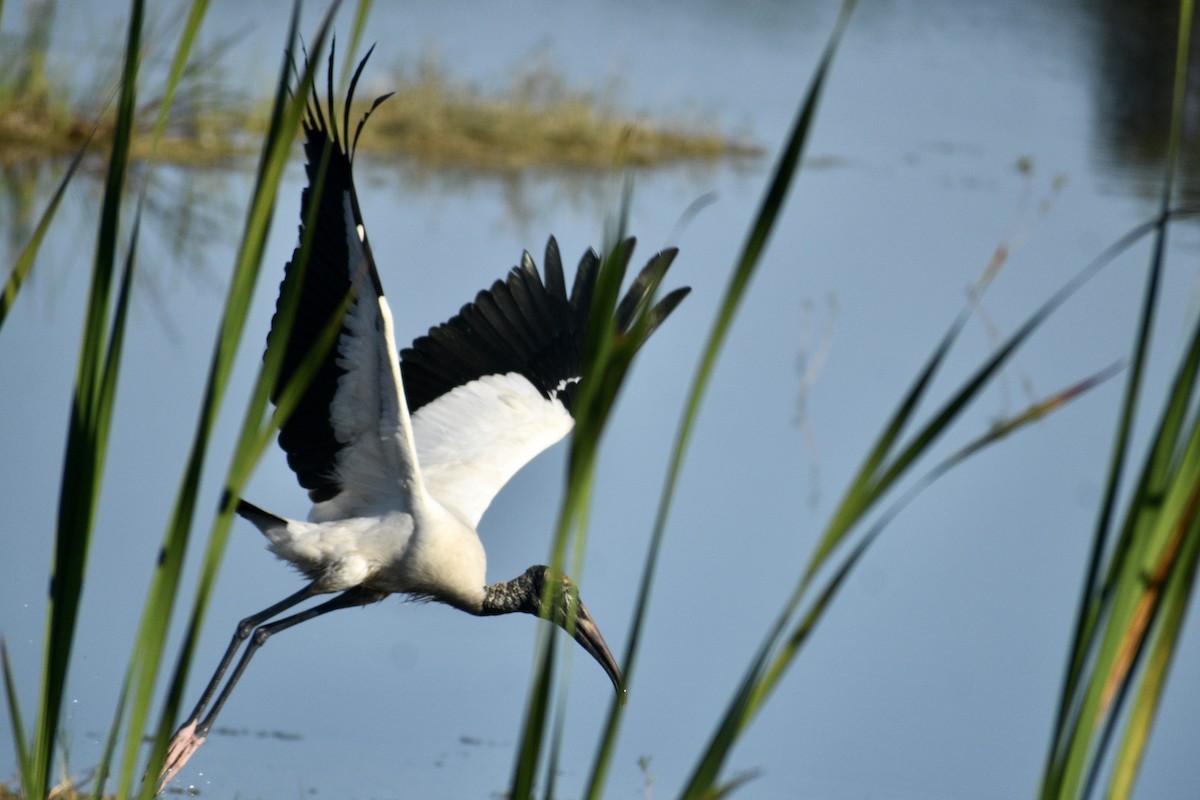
[1107,479,1200,799]
[82,195,144,800]
[704,769,762,800]
[760,366,1121,713]
[94,199,142,481]
[340,0,374,88]
[1080,415,1200,800]
[1041,2,1194,794]
[514,177,695,795]
[1042,233,1163,797]
[0,144,88,332]
[511,222,632,797]
[584,4,859,796]
[88,670,130,800]
[146,0,211,150]
[1,642,32,799]
[700,220,1165,790]
[113,8,338,797]
[1100,308,1200,800]
[511,626,559,799]
[808,304,969,587]
[680,365,1113,797]
[31,1,144,795]
[540,684,571,800]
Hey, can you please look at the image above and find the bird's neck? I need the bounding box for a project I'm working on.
[403,500,488,612]
[479,568,541,616]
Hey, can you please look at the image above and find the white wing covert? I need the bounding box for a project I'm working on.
[401,239,688,529]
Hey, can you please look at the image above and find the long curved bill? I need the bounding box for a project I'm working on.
[572,601,625,701]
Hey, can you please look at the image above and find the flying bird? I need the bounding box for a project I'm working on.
[158,51,688,789]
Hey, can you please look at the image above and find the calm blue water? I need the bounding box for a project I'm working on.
[2,1,1198,798]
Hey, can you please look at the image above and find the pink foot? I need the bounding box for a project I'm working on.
[157,721,207,793]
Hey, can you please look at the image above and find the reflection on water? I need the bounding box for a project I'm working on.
[209,726,302,742]
[3,0,1195,281]
[381,155,745,240]
[0,155,241,336]
[0,163,43,256]
[1086,0,1200,198]
[2,151,741,312]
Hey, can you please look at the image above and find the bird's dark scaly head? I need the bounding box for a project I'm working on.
[519,565,624,697]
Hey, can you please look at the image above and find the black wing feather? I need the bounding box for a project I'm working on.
[268,51,387,503]
[400,237,688,417]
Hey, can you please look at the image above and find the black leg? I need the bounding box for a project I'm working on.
[158,585,375,790]
[177,583,320,731]
[194,587,378,737]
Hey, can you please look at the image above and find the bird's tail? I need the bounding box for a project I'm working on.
[232,497,291,545]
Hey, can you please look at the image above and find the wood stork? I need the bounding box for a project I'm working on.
[157,51,688,789]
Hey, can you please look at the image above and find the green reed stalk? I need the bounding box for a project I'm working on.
[115,8,344,797]
[23,2,145,797]
[1039,1,1197,797]
[581,3,859,797]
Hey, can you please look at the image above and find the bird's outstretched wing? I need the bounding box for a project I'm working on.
[269,51,421,521]
[401,238,689,529]
[269,51,689,529]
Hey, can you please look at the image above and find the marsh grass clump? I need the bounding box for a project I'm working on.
[0,20,248,168]
[0,13,85,163]
[0,777,109,800]
[0,28,759,171]
[352,54,762,170]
